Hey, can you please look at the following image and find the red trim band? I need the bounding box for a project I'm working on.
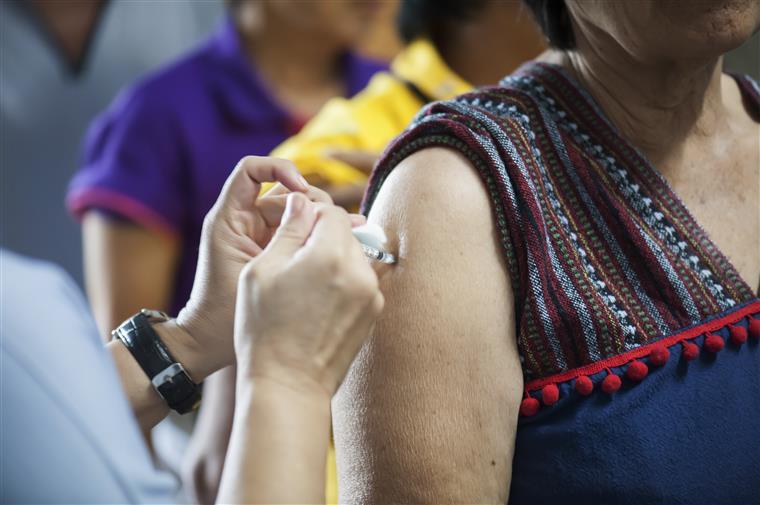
[67,187,179,238]
[524,300,760,392]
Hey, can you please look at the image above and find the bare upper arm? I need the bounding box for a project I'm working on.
[81,212,179,338]
[333,147,523,503]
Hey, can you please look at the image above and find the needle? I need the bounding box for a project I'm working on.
[359,243,397,264]
[352,223,397,265]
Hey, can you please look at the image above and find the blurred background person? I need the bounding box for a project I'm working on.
[0,0,221,286]
[64,0,385,496]
[185,1,545,504]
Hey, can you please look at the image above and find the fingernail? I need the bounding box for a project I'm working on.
[284,193,304,221]
[350,214,367,227]
[298,174,309,189]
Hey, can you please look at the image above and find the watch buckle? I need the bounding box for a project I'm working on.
[151,362,187,389]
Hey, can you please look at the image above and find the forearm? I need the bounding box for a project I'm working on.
[107,320,213,432]
[217,377,331,504]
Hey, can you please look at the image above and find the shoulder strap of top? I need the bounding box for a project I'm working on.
[730,74,760,121]
[390,71,435,106]
[730,74,760,296]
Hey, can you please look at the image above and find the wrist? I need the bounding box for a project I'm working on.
[154,320,216,383]
[175,302,235,373]
[236,375,332,416]
[220,374,331,504]
[236,367,335,407]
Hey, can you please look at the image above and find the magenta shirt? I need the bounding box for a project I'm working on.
[67,17,386,315]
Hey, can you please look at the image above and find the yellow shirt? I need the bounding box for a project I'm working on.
[265,39,472,504]
[268,38,472,190]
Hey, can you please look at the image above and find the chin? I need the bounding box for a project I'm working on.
[664,0,760,57]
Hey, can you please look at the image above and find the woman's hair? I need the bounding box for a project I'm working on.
[522,0,575,49]
[397,0,490,43]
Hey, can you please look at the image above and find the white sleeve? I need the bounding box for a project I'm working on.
[0,250,177,504]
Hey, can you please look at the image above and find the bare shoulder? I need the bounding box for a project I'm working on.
[369,147,491,227]
[367,147,499,277]
[335,147,523,503]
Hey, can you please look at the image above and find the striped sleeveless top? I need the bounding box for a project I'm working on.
[362,62,760,504]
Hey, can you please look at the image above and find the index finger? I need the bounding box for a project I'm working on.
[262,181,334,204]
[217,156,308,212]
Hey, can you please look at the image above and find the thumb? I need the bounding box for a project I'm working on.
[258,192,317,264]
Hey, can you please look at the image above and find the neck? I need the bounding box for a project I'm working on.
[236,8,343,92]
[30,0,105,68]
[437,2,545,87]
[561,25,728,164]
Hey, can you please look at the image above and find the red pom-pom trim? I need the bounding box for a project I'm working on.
[601,373,621,394]
[541,384,560,406]
[520,305,760,402]
[575,375,594,396]
[681,341,699,361]
[748,318,760,339]
[520,397,540,417]
[625,360,648,381]
[704,333,725,353]
[649,346,670,366]
[729,325,748,345]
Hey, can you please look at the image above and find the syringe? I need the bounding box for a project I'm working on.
[352,223,397,265]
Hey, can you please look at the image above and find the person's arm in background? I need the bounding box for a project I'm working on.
[181,365,235,505]
[321,149,378,208]
[82,214,179,339]
[67,81,190,342]
[269,98,373,210]
[334,148,524,502]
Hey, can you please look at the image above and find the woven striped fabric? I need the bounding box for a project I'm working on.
[362,62,760,382]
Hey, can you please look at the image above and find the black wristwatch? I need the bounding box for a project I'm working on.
[112,309,202,414]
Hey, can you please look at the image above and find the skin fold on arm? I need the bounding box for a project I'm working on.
[333,147,524,503]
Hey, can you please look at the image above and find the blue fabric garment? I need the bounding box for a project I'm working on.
[509,301,760,505]
[0,250,176,503]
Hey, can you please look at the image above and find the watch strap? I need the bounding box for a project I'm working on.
[114,311,201,414]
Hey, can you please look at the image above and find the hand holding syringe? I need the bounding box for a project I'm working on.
[260,179,396,264]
